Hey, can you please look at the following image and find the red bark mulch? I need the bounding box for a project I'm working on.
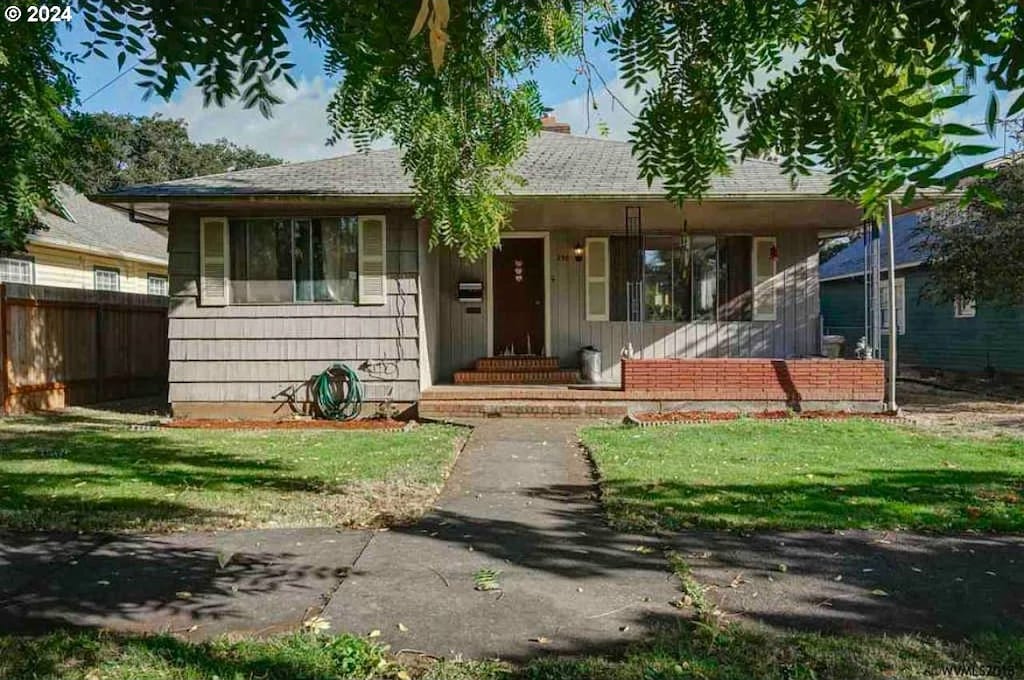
[162,418,408,431]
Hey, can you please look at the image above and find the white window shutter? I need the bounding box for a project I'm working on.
[358,215,387,305]
[585,237,609,321]
[752,236,777,321]
[199,217,229,306]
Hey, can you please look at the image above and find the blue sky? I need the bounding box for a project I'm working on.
[60,19,1016,166]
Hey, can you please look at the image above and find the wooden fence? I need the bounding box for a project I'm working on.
[0,283,169,414]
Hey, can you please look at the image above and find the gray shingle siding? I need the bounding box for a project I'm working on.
[166,208,421,409]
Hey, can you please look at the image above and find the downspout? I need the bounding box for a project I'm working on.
[885,198,898,411]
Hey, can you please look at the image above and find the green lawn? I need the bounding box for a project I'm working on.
[582,419,1024,533]
[0,416,465,532]
[3,627,1021,680]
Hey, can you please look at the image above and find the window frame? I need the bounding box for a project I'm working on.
[93,265,121,292]
[0,254,35,285]
[147,273,169,296]
[954,297,976,319]
[225,216,361,306]
[880,276,906,336]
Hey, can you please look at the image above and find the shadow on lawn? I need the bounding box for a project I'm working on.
[0,427,342,532]
[601,468,1024,534]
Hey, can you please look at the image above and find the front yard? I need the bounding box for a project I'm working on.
[0,413,465,532]
[582,418,1024,533]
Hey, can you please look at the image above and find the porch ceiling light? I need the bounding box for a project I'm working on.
[573,242,584,262]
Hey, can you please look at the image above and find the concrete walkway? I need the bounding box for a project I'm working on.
[322,419,683,660]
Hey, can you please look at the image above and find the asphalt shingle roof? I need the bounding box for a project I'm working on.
[819,212,926,281]
[35,185,167,262]
[100,132,834,200]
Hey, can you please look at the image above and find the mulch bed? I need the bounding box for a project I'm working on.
[162,418,409,431]
[628,410,899,426]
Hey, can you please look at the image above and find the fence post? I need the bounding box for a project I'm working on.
[95,302,104,402]
[0,284,7,415]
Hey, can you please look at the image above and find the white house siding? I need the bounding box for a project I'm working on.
[166,207,420,411]
[22,242,167,294]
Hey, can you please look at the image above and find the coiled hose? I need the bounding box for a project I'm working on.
[312,363,363,420]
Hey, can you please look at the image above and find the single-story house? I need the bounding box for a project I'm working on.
[98,122,923,418]
[0,184,168,294]
[821,211,1024,376]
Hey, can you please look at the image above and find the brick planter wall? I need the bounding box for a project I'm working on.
[620,358,885,402]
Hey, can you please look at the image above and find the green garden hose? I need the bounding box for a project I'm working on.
[312,363,364,420]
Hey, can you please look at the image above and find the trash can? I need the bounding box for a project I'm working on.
[822,335,845,359]
[579,346,601,384]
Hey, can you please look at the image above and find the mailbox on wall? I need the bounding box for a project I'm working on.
[457,281,484,303]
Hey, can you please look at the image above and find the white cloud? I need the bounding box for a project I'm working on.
[154,76,371,162]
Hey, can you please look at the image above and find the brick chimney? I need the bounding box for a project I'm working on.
[540,113,571,134]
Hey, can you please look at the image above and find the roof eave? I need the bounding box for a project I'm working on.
[29,233,168,267]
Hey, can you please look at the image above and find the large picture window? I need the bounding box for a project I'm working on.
[608,234,756,322]
[228,217,359,304]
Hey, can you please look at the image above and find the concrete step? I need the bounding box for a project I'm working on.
[474,356,561,372]
[453,369,581,385]
[418,399,630,418]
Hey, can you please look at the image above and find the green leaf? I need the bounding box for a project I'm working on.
[986,93,998,135]
[934,94,972,110]
[940,123,982,137]
[953,144,998,156]
[1007,91,1024,117]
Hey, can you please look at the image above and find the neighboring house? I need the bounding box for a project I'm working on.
[98,124,931,418]
[0,185,168,294]
[820,212,1024,375]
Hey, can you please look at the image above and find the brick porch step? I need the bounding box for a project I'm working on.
[474,356,560,372]
[453,369,581,385]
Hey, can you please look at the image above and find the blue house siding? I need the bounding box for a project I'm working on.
[822,268,1024,374]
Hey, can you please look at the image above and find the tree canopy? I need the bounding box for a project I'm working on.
[3,0,1024,264]
[65,113,282,194]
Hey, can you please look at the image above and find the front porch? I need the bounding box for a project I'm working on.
[420,357,886,418]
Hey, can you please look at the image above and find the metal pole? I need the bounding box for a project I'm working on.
[885,199,898,411]
[871,218,882,357]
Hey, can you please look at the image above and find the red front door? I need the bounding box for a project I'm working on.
[492,237,545,355]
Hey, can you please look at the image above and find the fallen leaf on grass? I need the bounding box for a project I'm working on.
[303,615,331,632]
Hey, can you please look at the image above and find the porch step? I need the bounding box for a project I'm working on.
[453,369,581,385]
[474,357,560,372]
